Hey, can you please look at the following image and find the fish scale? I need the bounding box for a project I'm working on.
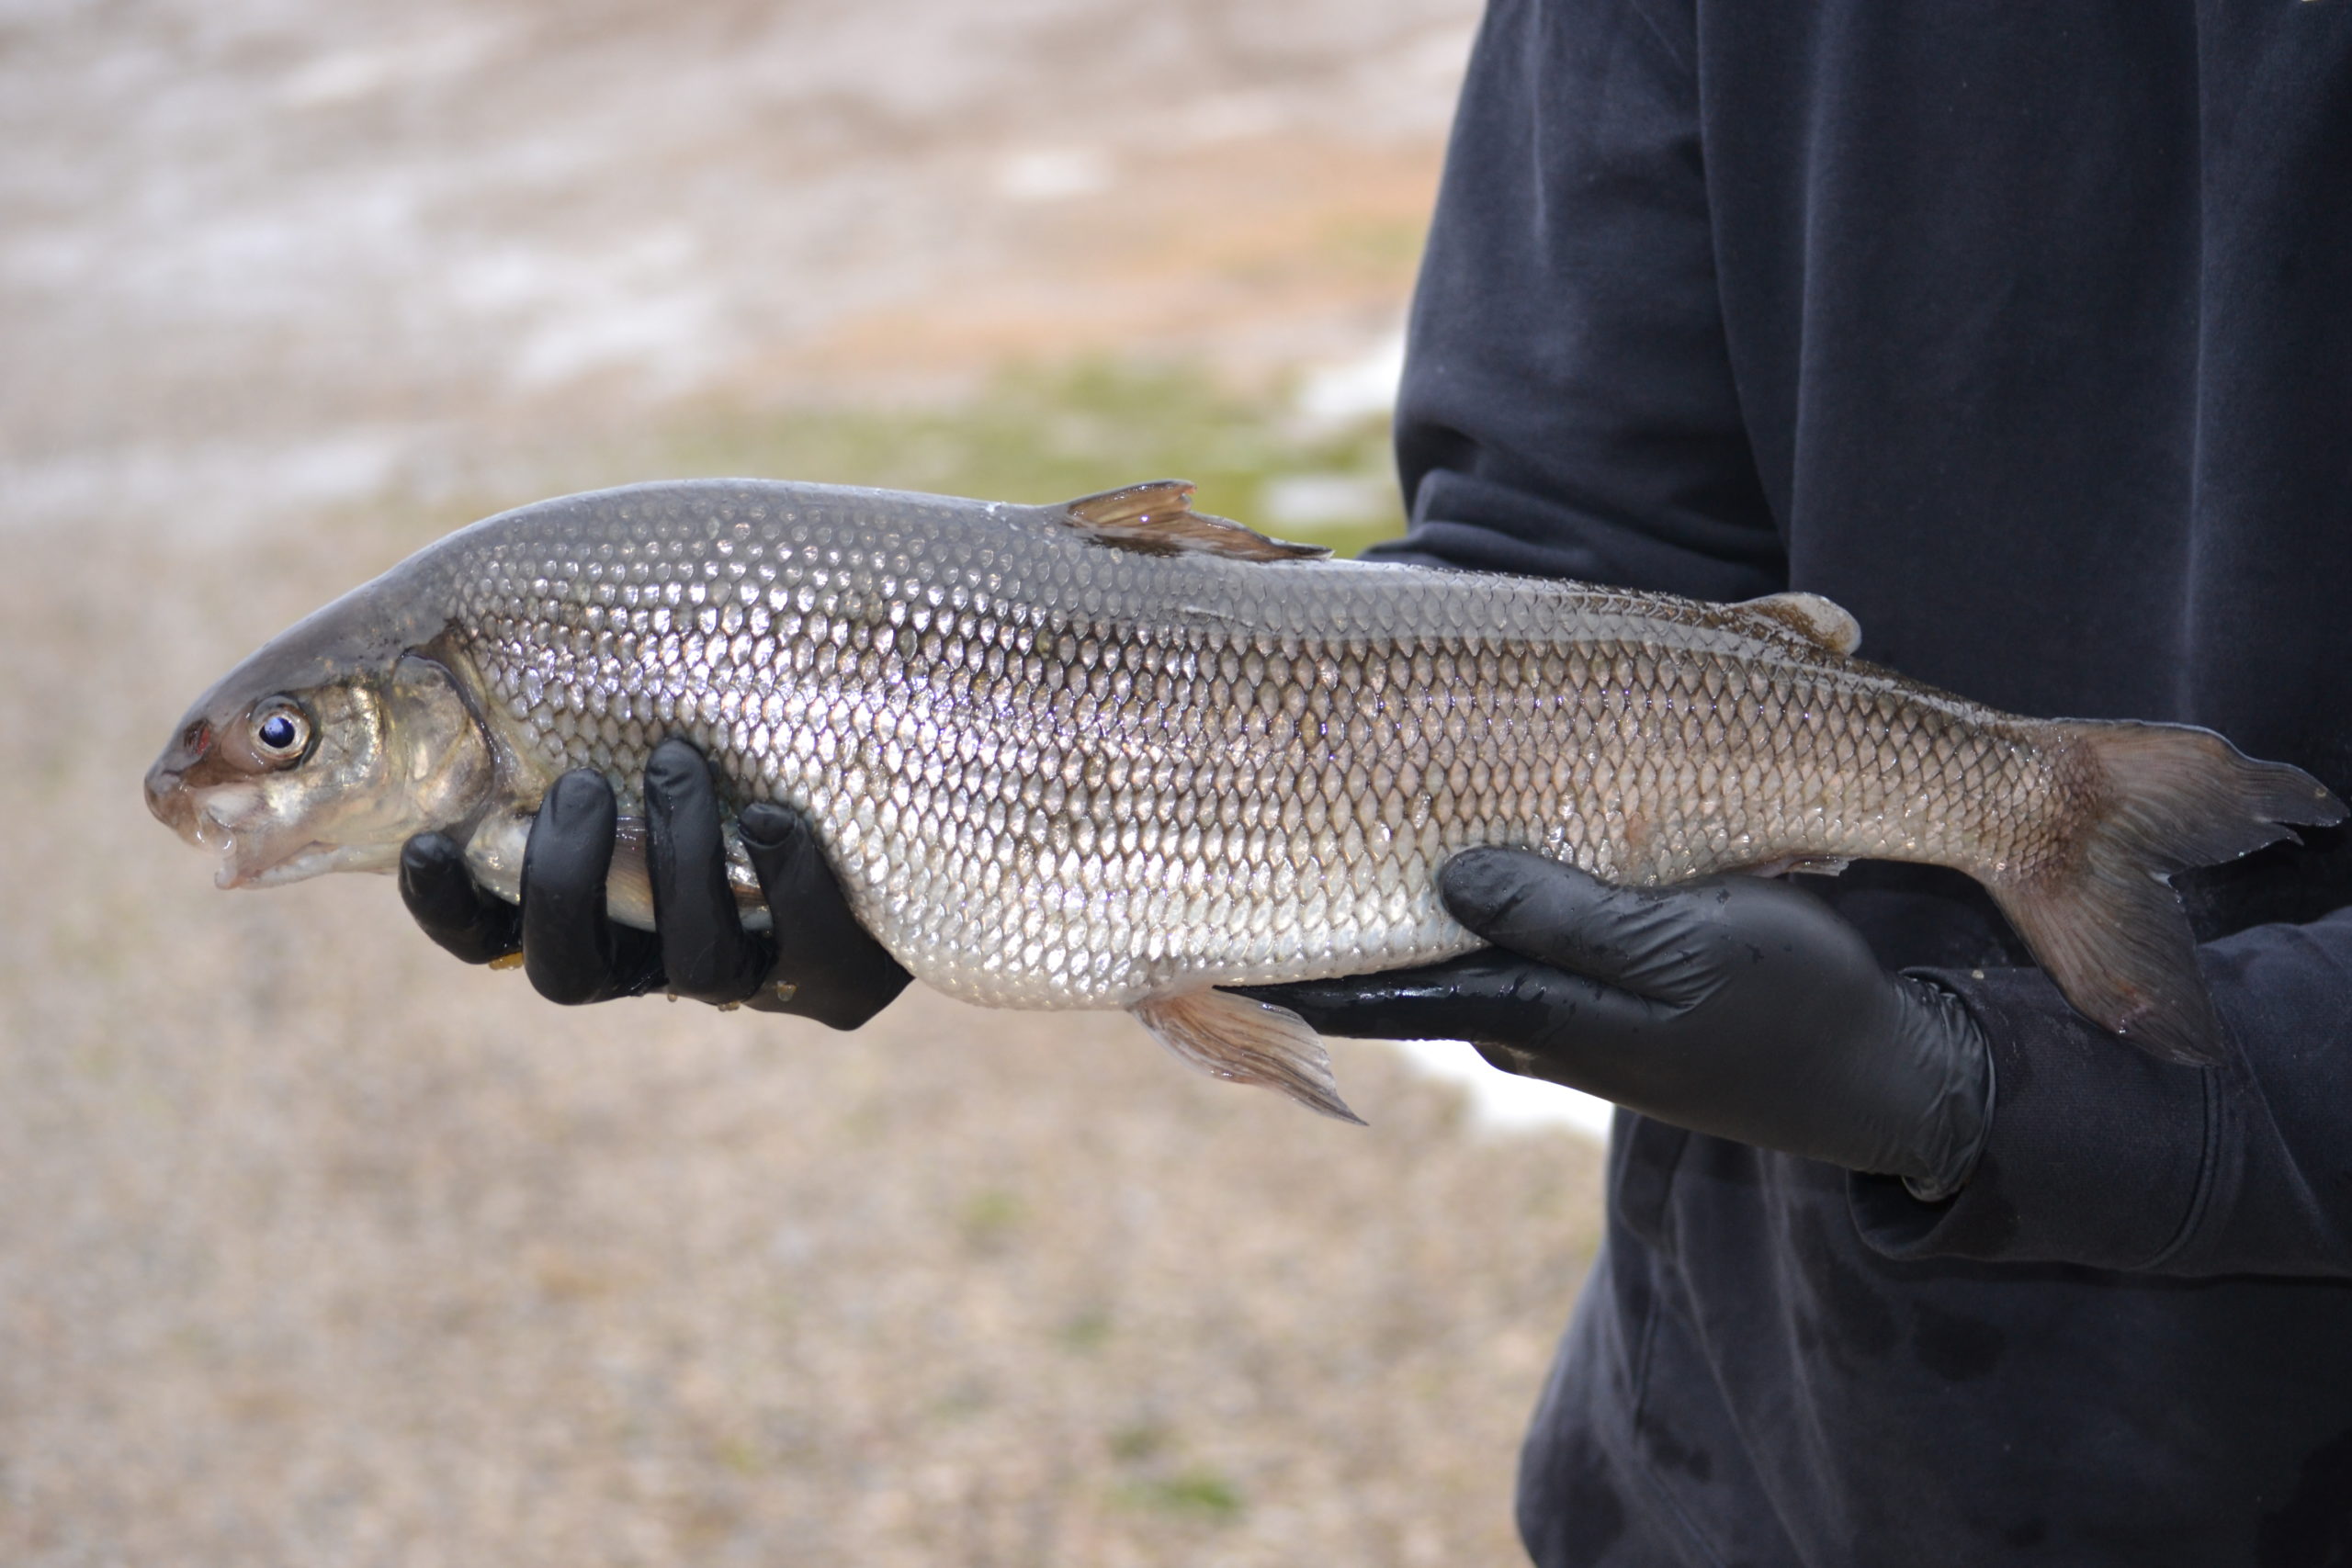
[146,477,2344,1120]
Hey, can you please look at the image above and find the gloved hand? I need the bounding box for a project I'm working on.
[397,737,910,1030]
[1234,849,1995,1199]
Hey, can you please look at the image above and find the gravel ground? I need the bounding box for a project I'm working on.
[2,2,1612,1561]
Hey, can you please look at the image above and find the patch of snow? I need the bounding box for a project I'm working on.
[277,23,511,110]
[1380,1038,1616,1140]
[1295,331,1406,428]
[1259,472,1394,529]
[1166,91,1292,148]
[0,429,410,537]
[995,148,1114,203]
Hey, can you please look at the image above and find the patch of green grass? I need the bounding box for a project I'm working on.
[656,358,1406,559]
[1057,1304,1115,1352]
[1107,1420,1170,1462]
[956,1187,1028,1250]
[1316,213,1430,278]
[1114,1468,1247,1523]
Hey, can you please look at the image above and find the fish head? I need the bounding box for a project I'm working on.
[145,581,498,890]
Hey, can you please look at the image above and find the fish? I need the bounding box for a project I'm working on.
[145,477,2344,1121]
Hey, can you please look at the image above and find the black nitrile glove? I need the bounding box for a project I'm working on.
[399,738,910,1029]
[1235,849,1995,1199]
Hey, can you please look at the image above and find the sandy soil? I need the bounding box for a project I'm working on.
[2,2,1615,1562]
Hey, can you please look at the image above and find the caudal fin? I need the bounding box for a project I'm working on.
[1987,722,2344,1066]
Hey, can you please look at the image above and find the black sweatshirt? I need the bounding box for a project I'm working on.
[1369,1,2352,1562]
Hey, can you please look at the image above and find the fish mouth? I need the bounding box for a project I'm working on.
[150,774,380,889]
[225,840,382,888]
[201,822,390,889]
[181,786,294,887]
[199,810,390,889]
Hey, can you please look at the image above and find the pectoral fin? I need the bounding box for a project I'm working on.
[463,808,770,933]
[1131,988,1364,1123]
[1060,480,1329,562]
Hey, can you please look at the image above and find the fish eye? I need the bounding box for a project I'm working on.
[250,700,311,761]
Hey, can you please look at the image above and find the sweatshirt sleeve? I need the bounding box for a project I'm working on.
[1849,908,2352,1276]
[1367,0,1787,601]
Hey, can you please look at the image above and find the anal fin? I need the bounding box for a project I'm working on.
[1131,989,1364,1124]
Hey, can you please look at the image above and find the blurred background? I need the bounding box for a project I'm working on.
[1,1,1611,1561]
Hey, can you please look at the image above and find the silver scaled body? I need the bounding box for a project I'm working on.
[430,480,2053,1012]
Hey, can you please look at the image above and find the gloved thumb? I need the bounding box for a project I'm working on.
[1439,849,1721,1007]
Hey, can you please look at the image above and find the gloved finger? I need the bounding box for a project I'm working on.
[399,830,522,964]
[522,770,663,1005]
[1228,951,1651,1043]
[740,800,912,1030]
[645,738,772,1005]
[1228,951,1526,1036]
[1439,849,1727,1007]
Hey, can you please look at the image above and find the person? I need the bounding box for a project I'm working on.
[403,1,2352,1560]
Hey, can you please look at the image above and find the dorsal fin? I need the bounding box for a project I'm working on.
[1058,480,1329,562]
[1735,591,1862,656]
